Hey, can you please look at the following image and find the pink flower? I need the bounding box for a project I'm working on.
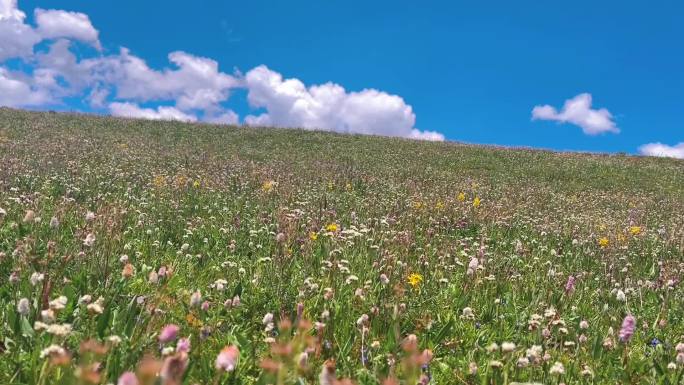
[159,324,180,344]
[176,337,191,353]
[565,275,575,293]
[117,372,139,385]
[215,345,239,372]
[619,315,636,342]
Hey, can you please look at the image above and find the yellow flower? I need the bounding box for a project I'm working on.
[326,223,338,232]
[408,273,423,288]
[175,175,187,187]
[346,183,352,191]
[262,180,274,192]
[598,237,609,248]
[193,180,200,188]
[457,192,466,202]
[186,313,203,328]
[629,226,642,236]
[473,197,481,208]
[327,182,334,191]
[413,201,423,209]
[309,232,318,241]
[152,175,166,188]
[435,201,444,209]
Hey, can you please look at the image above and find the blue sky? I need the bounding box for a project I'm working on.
[3,0,683,157]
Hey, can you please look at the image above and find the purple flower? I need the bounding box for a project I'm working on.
[176,337,191,353]
[619,315,636,342]
[565,275,576,293]
[159,324,180,344]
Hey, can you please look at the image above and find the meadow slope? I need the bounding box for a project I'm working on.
[1,108,684,384]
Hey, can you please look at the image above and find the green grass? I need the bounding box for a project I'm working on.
[0,107,683,384]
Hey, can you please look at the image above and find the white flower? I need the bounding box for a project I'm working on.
[49,216,59,228]
[85,211,96,221]
[46,323,72,336]
[262,313,274,325]
[549,361,565,375]
[461,307,475,320]
[616,289,626,302]
[501,342,516,353]
[83,233,96,247]
[190,290,202,307]
[49,296,68,310]
[107,335,122,345]
[41,309,55,323]
[40,345,66,358]
[467,257,479,275]
[30,272,44,286]
[78,295,93,305]
[17,298,30,316]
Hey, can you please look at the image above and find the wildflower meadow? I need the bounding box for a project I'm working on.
[1,108,684,384]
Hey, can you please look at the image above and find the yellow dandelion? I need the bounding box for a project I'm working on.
[598,237,609,248]
[629,226,642,236]
[326,223,338,232]
[193,180,200,188]
[435,201,444,209]
[457,192,466,202]
[262,180,274,192]
[473,197,481,208]
[152,175,166,188]
[408,273,423,288]
[309,232,318,241]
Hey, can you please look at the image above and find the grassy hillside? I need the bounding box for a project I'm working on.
[1,108,683,384]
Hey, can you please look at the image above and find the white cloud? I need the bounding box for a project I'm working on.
[243,65,444,141]
[532,93,619,135]
[0,2,440,141]
[99,49,238,112]
[0,0,24,20]
[0,67,51,107]
[0,0,40,61]
[204,110,239,125]
[638,142,684,159]
[34,8,101,49]
[109,102,197,122]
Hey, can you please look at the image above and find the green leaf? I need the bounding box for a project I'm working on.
[20,317,34,338]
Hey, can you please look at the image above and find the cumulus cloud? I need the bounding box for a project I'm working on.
[204,110,239,125]
[0,1,441,140]
[103,50,237,105]
[109,102,197,122]
[0,0,40,61]
[638,142,684,159]
[34,8,101,49]
[0,67,51,107]
[532,93,619,135]
[244,65,443,141]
